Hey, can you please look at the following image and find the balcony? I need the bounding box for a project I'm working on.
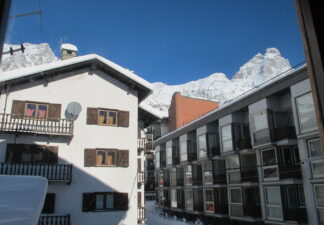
[39,214,70,225]
[137,171,145,185]
[137,207,145,224]
[0,113,73,136]
[0,163,72,184]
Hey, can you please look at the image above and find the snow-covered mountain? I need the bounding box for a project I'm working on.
[1,43,58,72]
[0,43,291,116]
[143,48,291,112]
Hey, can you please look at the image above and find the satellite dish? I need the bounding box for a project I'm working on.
[65,102,82,120]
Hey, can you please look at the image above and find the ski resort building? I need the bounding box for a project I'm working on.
[154,65,324,225]
[0,48,158,225]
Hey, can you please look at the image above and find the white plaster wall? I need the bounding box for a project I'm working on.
[0,69,139,225]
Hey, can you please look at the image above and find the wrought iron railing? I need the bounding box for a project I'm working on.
[0,113,73,136]
[0,163,72,184]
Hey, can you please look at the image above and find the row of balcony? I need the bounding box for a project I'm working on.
[0,113,74,136]
[0,163,72,184]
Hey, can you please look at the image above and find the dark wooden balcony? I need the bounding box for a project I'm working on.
[0,113,73,136]
[0,163,72,184]
[39,214,70,225]
[283,208,307,223]
[138,207,145,224]
[137,171,145,185]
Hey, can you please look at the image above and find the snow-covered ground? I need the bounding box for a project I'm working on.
[145,201,204,225]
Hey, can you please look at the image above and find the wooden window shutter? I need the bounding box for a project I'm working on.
[118,111,129,127]
[5,144,22,163]
[137,158,141,172]
[42,193,55,214]
[117,150,129,167]
[48,104,61,120]
[87,108,98,125]
[11,100,25,118]
[46,146,58,164]
[84,149,96,166]
[114,192,128,210]
[82,193,96,212]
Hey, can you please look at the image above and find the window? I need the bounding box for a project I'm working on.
[221,125,233,153]
[315,185,324,224]
[265,186,283,221]
[241,153,257,182]
[185,189,193,210]
[207,133,219,156]
[155,151,160,169]
[42,193,55,214]
[96,149,117,166]
[229,188,243,217]
[214,188,228,214]
[170,168,177,186]
[98,109,117,126]
[261,148,279,181]
[226,154,241,183]
[180,141,187,162]
[204,189,214,213]
[25,102,48,118]
[166,146,172,165]
[171,189,177,208]
[203,161,213,185]
[296,92,317,133]
[158,170,164,186]
[213,159,226,183]
[308,138,324,178]
[198,134,207,159]
[251,110,268,131]
[83,192,128,212]
[185,165,192,185]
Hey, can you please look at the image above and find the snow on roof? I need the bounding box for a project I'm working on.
[0,54,153,93]
[139,102,168,119]
[155,64,307,142]
[60,43,78,52]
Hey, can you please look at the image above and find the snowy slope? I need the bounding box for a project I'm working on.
[143,48,291,112]
[1,43,58,72]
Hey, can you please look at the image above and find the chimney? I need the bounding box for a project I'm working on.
[60,43,78,60]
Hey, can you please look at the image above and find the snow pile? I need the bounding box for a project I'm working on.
[145,201,204,225]
[0,175,48,225]
[1,43,58,72]
[143,48,291,112]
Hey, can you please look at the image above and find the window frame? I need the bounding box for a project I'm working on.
[251,110,269,132]
[185,165,192,186]
[94,192,114,211]
[229,187,243,217]
[226,154,241,183]
[185,189,193,211]
[166,146,172,165]
[261,148,279,181]
[95,149,117,167]
[180,140,187,162]
[171,189,177,208]
[197,134,208,159]
[170,168,177,187]
[314,184,324,224]
[308,138,324,178]
[203,161,213,185]
[204,188,215,213]
[98,109,118,126]
[24,102,49,119]
[264,186,283,221]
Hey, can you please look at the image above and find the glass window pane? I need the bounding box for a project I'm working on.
[96,194,104,209]
[226,155,240,169]
[108,111,117,125]
[38,105,47,118]
[267,207,283,220]
[252,111,268,131]
[221,125,233,152]
[229,171,241,183]
[106,194,114,209]
[285,186,298,208]
[266,187,281,205]
[171,189,177,207]
[230,189,241,203]
[312,161,324,177]
[316,186,324,207]
[207,133,218,155]
[309,139,322,158]
[185,165,192,185]
[107,151,116,165]
[97,151,106,165]
[21,153,32,163]
[296,93,317,133]
[180,141,187,162]
[262,149,277,166]
[25,103,36,117]
[318,209,324,225]
[230,204,243,217]
[186,190,193,210]
[198,135,207,158]
[99,110,108,124]
[166,146,172,165]
[205,190,213,202]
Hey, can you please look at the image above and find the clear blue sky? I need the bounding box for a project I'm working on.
[6,0,305,85]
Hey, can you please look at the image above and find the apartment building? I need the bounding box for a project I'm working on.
[0,45,156,225]
[154,65,324,225]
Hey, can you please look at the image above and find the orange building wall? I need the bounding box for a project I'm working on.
[168,92,219,131]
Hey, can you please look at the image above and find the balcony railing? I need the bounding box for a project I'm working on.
[138,207,145,224]
[0,113,73,136]
[137,171,145,184]
[0,163,72,184]
[39,214,70,225]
